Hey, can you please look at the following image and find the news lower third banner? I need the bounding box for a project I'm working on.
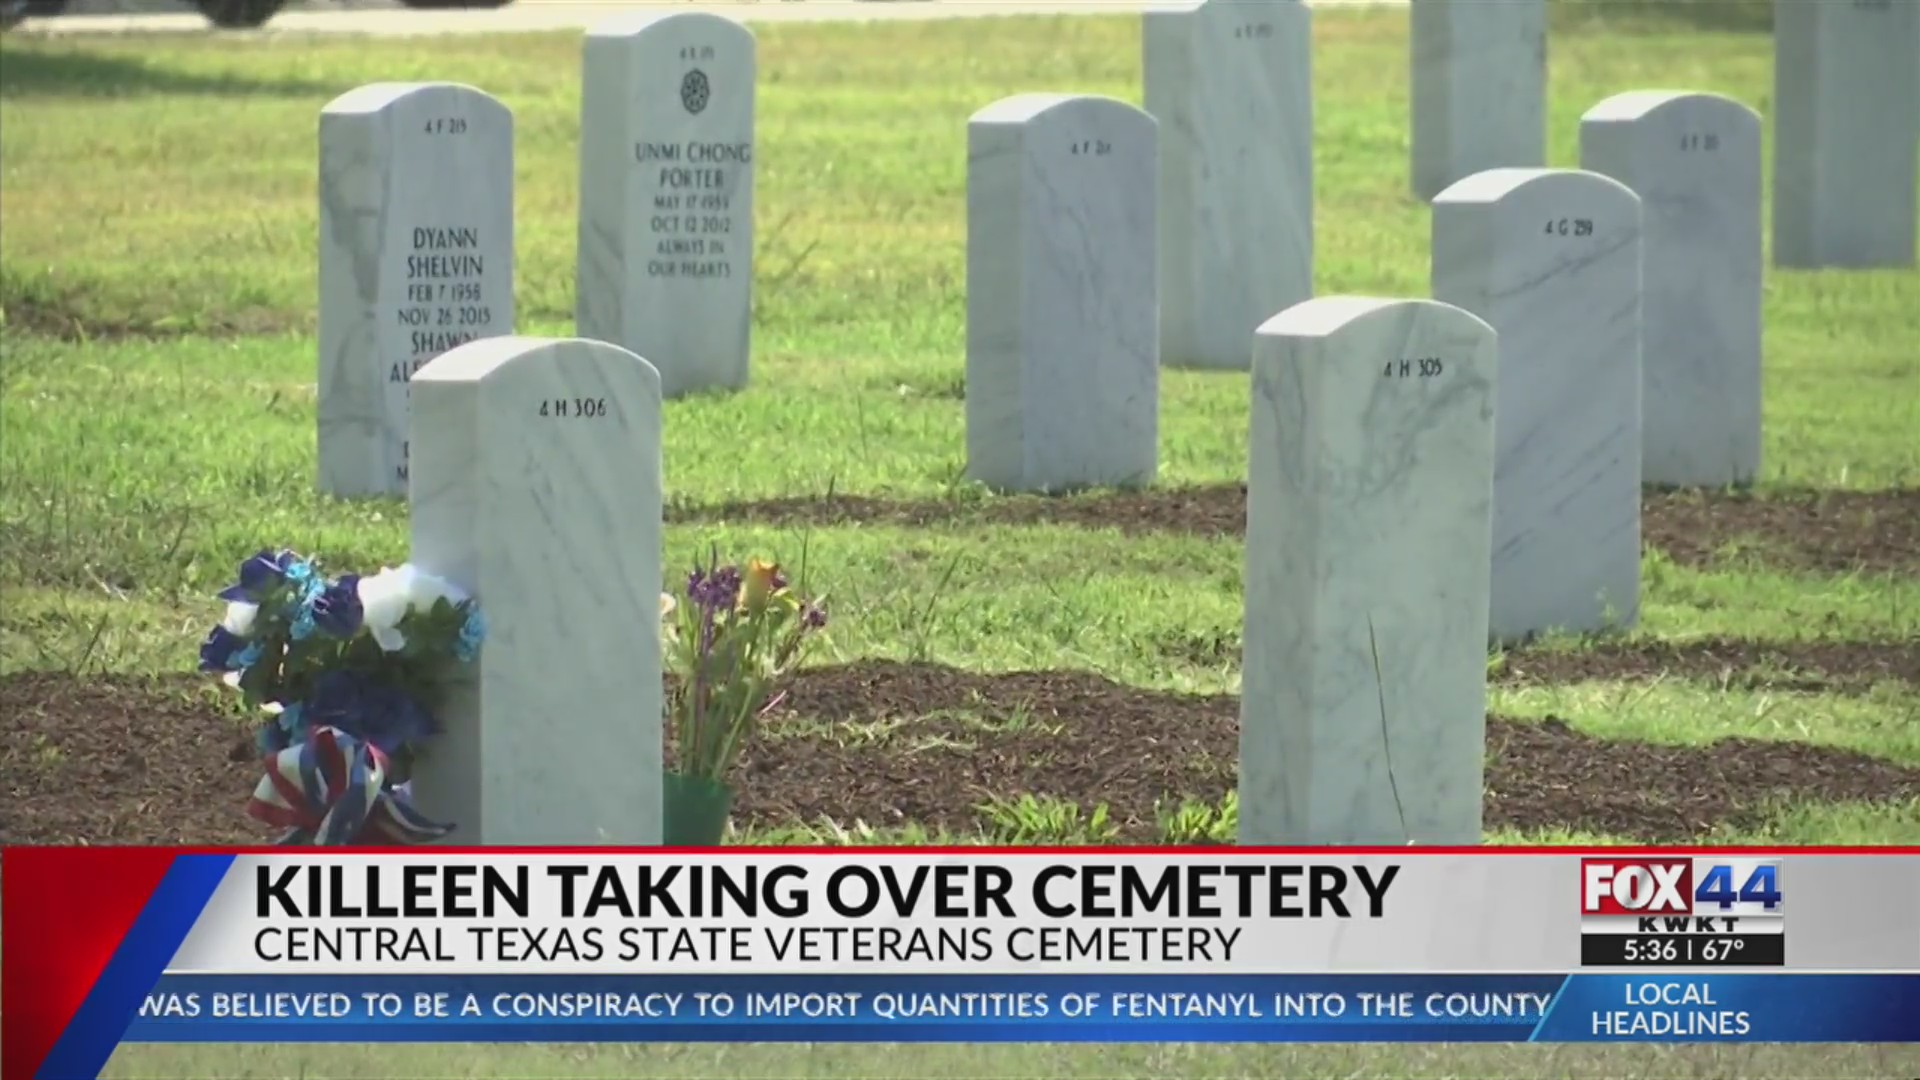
[3,849,1917,1080]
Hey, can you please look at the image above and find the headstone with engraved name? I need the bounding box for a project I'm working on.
[1409,0,1547,201]
[1772,0,1920,268]
[1240,297,1497,845]
[407,336,664,845]
[967,94,1159,493]
[318,82,515,500]
[1431,168,1643,643]
[578,13,756,398]
[1582,91,1762,488]
[1144,0,1312,371]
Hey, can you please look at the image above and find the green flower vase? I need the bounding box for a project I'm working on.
[663,771,734,846]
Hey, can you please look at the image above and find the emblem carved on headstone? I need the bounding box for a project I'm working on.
[681,69,710,114]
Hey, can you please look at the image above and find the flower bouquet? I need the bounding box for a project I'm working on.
[198,550,485,845]
[662,551,828,845]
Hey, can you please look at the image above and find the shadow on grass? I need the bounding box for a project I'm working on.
[0,44,334,99]
[671,486,1920,574]
[1549,0,1774,34]
[0,264,302,339]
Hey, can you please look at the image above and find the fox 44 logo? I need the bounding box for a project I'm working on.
[1580,857,1783,932]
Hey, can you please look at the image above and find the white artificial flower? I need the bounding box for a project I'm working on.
[356,567,412,652]
[221,601,258,638]
[397,562,469,611]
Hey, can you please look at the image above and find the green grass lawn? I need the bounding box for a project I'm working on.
[1,7,1917,1077]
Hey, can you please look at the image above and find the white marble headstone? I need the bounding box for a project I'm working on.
[318,82,515,500]
[578,13,756,398]
[1240,297,1496,845]
[1409,0,1547,201]
[1771,0,1920,268]
[966,94,1159,493]
[1431,168,1643,644]
[1582,91,1762,488]
[407,337,664,845]
[1144,0,1312,371]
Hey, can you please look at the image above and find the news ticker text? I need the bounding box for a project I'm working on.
[121,973,1920,1043]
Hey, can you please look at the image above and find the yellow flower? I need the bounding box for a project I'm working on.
[742,559,781,612]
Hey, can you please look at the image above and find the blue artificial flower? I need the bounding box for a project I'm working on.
[254,703,309,756]
[198,625,247,672]
[218,549,295,603]
[455,608,486,663]
[311,574,364,639]
[232,642,264,670]
[277,702,310,743]
[288,606,317,642]
[303,670,436,757]
[283,558,317,591]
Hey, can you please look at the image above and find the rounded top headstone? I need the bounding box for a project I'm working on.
[413,336,662,395]
[322,81,500,116]
[1147,0,1305,15]
[1580,89,1760,126]
[1257,296,1495,341]
[968,93,1153,129]
[587,10,756,42]
[1431,166,1638,207]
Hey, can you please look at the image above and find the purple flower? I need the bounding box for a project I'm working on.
[218,549,296,603]
[803,603,828,629]
[310,574,364,638]
[701,565,742,610]
[198,625,248,672]
[304,670,436,757]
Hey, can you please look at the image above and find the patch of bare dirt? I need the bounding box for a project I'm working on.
[5,666,1912,847]
[1641,488,1920,574]
[0,673,273,845]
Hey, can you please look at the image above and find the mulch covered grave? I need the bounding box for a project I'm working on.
[1497,637,1920,693]
[4,653,1916,847]
[678,487,1920,575]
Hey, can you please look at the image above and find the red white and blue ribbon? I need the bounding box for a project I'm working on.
[246,727,452,846]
